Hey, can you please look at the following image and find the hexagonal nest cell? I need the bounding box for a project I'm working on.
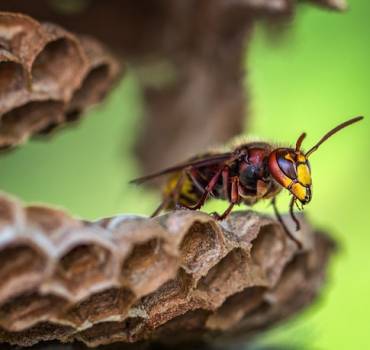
[0,12,122,149]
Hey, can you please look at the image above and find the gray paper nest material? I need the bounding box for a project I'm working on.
[0,12,121,150]
[0,193,334,348]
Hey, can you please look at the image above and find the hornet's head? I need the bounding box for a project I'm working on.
[269,148,311,204]
[268,116,363,206]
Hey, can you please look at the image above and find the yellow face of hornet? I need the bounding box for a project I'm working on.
[269,149,312,204]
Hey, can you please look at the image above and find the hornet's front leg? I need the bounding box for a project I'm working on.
[271,197,302,249]
[211,176,239,221]
[289,196,301,231]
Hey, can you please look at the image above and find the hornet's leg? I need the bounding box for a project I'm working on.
[151,171,186,217]
[289,196,301,231]
[271,197,302,249]
[151,171,187,254]
[181,167,224,211]
[151,202,166,218]
[212,176,239,220]
[222,167,230,201]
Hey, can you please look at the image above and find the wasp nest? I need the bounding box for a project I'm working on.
[0,193,334,348]
[0,12,121,149]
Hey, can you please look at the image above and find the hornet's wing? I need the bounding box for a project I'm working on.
[130,152,232,185]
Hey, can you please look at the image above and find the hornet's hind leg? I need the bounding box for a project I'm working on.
[176,167,224,212]
[151,171,187,217]
[150,171,187,254]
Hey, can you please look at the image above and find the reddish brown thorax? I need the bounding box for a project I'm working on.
[248,147,267,167]
[238,146,270,184]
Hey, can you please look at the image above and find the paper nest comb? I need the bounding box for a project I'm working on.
[0,12,121,150]
[0,193,335,348]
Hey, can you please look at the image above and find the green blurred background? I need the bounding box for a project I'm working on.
[0,1,369,349]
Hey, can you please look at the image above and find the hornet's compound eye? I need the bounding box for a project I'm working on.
[276,151,297,180]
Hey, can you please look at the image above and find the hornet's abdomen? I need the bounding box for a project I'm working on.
[162,171,202,210]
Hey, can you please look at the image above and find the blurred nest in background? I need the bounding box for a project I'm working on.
[1,0,346,172]
[0,12,121,149]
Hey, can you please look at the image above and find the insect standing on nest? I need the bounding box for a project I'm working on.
[131,116,363,247]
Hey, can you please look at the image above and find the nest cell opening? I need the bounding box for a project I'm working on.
[250,224,285,271]
[68,64,111,113]
[0,291,68,332]
[64,287,136,327]
[266,253,311,305]
[25,206,75,236]
[121,238,178,296]
[0,100,63,148]
[0,244,47,304]
[179,221,220,274]
[206,286,266,330]
[31,38,83,97]
[56,243,114,294]
[0,61,27,98]
[197,248,248,293]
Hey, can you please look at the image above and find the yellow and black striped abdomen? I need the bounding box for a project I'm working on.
[162,171,201,210]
